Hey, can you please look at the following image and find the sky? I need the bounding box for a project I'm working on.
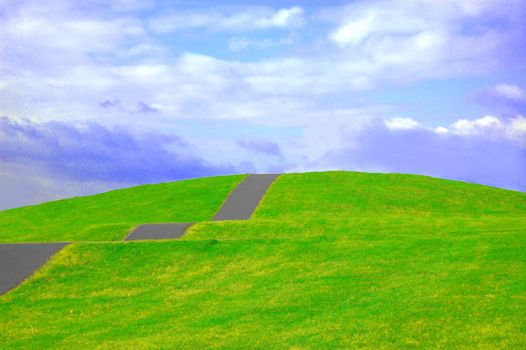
[1,0,526,209]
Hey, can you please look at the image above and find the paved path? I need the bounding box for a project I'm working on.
[212,174,279,221]
[125,223,193,241]
[1,174,278,294]
[0,243,68,295]
[126,174,279,241]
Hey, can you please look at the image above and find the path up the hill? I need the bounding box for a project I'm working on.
[125,174,279,241]
[212,174,279,220]
[0,243,69,295]
[0,174,279,295]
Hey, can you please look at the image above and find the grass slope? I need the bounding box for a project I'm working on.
[0,171,525,349]
[0,175,245,242]
[187,172,526,240]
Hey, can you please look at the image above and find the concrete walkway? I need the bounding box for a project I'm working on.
[125,174,279,241]
[0,243,68,295]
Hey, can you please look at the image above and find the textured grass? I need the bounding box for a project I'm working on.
[186,214,526,241]
[0,175,245,242]
[187,171,526,241]
[0,171,525,349]
[0,236,524,349]
[253,172,526,219]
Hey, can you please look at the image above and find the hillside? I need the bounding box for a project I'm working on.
[0,171,525,349]
[0,175,245,242]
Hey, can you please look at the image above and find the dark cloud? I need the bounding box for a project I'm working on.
[137,102,158,113]
[237,139,282,157]
[0,116,234,184]
[99,99,119,108]
[313,119,526,192]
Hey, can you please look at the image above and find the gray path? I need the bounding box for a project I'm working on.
[0,243,68,295]
[125,223,193,241]
[212,174,279,220]
[126,174,279,241]
[1,174,279,294]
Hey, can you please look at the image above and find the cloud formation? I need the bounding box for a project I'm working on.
[149,6,305,33]
[1,1,526,208]
[237,139,282,157]
[327,0,526,82]
[0,116,233,183]
[476,84,526,115]
[314,115,526,191]
[3,0,525,129]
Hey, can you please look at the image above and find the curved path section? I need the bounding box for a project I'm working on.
[126,174,279,241]
[0,243,68,295]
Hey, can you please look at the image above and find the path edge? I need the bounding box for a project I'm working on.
[0,243,70,297]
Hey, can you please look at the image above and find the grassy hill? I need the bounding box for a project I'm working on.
[1,171,525,349]
[0,175,245,242]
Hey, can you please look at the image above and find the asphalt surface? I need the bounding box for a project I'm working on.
[0,174,280,294]
[212,174,279,221]
[125,223,193,241]
[126,174,279,241]
[0,243,68,295]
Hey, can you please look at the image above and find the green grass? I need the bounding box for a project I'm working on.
[0,175,245,242]
[0,171,525,349]
[254,171,526,218]
[186,171,526,241]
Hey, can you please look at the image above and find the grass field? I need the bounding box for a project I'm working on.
[0,175,245,242]
[0,171,525,349]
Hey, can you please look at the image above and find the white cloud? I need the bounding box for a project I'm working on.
[450,115,503,135]
[1,1,525,185]
[431,115,526,145]
[435,126,450,134]
[253,6,304,29]
[507,116,526,144]
[510,116,526,133]
[1,0,525,209]
[330,13,375,46]
[383,115,526,146]
[327,0,524,80]
[149,6,305,33]
[475,83,526,114]
[2,0,524,131]
[385,117,421,130]
[494,84,526,101]
[312,114,526,192]
[329,7,429,48]
[5,11,144,55]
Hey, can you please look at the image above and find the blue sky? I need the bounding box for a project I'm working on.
[1,0,525,209]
